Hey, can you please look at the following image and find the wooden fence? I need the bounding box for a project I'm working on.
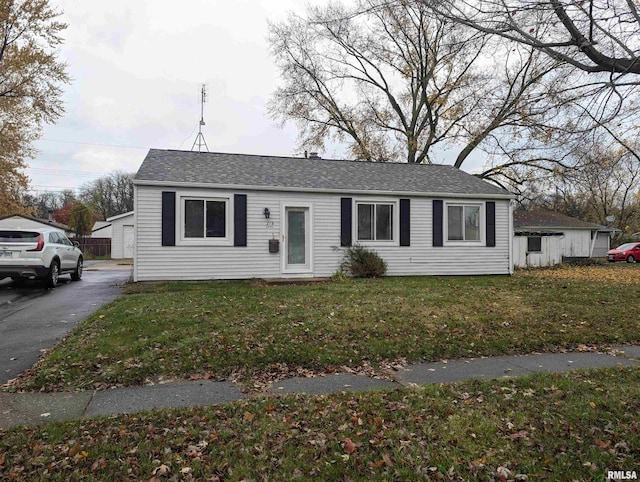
[70,237,111,258]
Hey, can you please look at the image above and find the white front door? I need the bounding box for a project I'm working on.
[282,205,312,274]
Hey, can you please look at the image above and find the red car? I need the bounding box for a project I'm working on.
[607,242,640,263]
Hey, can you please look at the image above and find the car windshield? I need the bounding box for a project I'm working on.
[616,243,636,251]
[0,231,40,242]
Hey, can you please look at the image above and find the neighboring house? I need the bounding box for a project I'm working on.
[132,149,515,281]
[513,209,616,267]
[91,221,112,239]
[107,211,135,259]
[0,214,72,236]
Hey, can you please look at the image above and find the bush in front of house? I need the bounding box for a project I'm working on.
[340,244,387,278]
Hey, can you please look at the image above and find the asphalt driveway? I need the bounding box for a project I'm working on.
[0,262,131,385]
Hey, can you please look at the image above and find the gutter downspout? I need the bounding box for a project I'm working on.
[589,230,598,258]
[133,186,138,282]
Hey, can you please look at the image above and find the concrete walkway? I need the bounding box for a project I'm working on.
[1,345,638,430]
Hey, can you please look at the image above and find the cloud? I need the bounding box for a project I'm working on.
[29,0,343,194]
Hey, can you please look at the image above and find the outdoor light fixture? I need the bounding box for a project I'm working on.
[263,207,270,219]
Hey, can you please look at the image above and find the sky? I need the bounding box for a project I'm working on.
[28,0,315,195]
[27,0,484,197]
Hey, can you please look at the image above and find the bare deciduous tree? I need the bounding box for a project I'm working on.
[428,0,640,79]
[79,171,134,220]
[521,133,640,237]
[269,0,490,164]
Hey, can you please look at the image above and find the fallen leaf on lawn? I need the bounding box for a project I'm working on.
[343,438,357,454]
[496,466,512,478]
[68,444,82,457]
[91,458,108,471]
[151,464,170,476]
[244,411,255,422]
[589,402,596,408]
[0,453,5,467]
[595,438,611,449]
[509,430,529,440]
[382,453,394,467]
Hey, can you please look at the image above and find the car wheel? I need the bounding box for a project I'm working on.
[71,257,83,281]
[46,259,60,288]
[627,255,635,263]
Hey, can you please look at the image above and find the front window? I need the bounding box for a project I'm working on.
[184,198,226,238]
[357,203,393,241]
[447,204,480,241]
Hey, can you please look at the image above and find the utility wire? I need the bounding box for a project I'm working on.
[38,138,150,150]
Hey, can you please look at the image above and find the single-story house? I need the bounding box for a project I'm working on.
[91,221,112,239]
[132,149,516,282]
[513,209,617,267]
[107,211,135,259]
[0,214,72,236]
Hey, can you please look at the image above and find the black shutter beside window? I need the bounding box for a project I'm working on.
[400,198,410,246]
[486,201,496,247]
[433,199,443,247]
[161,191,176,247]
[341,198,352,246]
[234,194,247,247]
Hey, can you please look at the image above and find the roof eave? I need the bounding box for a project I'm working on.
[106,211,135,222]
[515,224,612,231]
[133,179,515,200]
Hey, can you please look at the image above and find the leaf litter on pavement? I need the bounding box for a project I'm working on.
[1,366,639,481]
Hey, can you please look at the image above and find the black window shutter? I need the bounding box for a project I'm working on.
[400,198,410,246]
[161,191,176,247]
[234,194,247,247]
[486,201,496,247]
[340,198,352,247]
[433,199,443,247]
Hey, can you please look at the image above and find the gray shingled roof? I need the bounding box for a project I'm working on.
[514,210,611,231]
[134,149,513,198]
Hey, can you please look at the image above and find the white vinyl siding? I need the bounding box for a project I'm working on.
[134,186,512,281]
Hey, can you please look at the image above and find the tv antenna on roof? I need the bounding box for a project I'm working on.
[191,84,209,152]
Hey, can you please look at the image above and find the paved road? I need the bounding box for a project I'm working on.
[0,267,131,385]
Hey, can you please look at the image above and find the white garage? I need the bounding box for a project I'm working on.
[107,211,135,259]
[513,209,617,268]
[0,214,71,235]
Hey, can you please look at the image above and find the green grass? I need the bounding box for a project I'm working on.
[10,264,640,391]
[1,366,638,481]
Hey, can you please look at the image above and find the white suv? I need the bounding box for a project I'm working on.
[0,228,83,287]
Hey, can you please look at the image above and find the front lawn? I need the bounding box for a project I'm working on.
[1,366,639,481]
[9,264,640,391]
